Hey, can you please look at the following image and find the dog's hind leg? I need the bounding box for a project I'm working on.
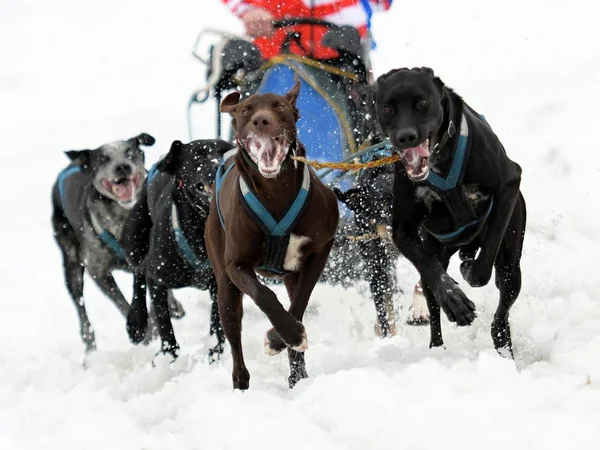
[217,277,249,390]
[87,271,130,316]
[148,279,179,358]
[363,239,395,337]
[491,192,526,358]
[207,277,225,362]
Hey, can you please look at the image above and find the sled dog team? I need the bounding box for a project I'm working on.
[52,67,526,389]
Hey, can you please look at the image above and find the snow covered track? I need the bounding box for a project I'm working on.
[1,0,600,448]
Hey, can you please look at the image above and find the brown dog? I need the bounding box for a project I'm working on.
[205,81,339,390]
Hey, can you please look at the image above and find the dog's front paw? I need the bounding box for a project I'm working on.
[279,321,308,352]
[460,260,492,287]
[126,310,148,344]
[264,328,287,355]
[434,275,477,326]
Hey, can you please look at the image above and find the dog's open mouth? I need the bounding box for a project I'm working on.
[244,133,289,179]
[400,139,430,182]
[101,172,142,203]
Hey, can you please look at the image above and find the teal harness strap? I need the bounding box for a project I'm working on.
[238,165,310,237]
[170,204,211,271]
[215,148,311,274]
[89,212,127,261]
[426,113,470,191]
[424,112,494,243]
[59,165,127,261]
[428,199,494,242]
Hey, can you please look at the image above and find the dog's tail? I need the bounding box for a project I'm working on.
[121,183,152,269]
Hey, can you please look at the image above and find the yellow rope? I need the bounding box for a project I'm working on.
[291,154,401,172]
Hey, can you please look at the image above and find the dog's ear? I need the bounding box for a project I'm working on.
[65,149,93,172]
[131,133,156,147]
[156,140,184,175]
[285,76,301,122]
[285,76,301,107]
[220,92,241,116]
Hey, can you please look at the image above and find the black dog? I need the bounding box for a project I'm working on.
[334,158,431,336]
[122,139,234,361]
[374,67,526,356]
[51,133,184,352]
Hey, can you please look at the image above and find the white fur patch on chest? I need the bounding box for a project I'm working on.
[283,234,311,272]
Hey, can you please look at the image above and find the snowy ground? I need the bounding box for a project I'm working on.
[1,1,600,449]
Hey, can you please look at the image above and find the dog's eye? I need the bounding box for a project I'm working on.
[416,99,428,110]
[382,105,394,115]
[241,109,250,117]
[98,154,110,164]
[276,103,286,112]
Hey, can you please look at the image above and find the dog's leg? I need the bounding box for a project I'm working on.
[126,270,148,344]
[87,270,130,316]
[64,254,95,351]
[421,237,456,348]
[217,277,249,390]
[284,242,334,388]
[227,263,307,352]
[422,281,443,348]
[264,271,300,356]
[53,206,95,352]
[363,239,395,337]
[460,173,522,288]
[148,279,179,358]
[392,227,475,326]
[208,276,225,362]
[491,193,526,358]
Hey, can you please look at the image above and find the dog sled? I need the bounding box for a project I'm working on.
[187,18,391,192]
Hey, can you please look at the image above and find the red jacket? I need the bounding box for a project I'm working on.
[221,0,392,60]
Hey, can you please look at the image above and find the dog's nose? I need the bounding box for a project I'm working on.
[252,112,273,131]
[395,128,418,146]
[114,164,132,177]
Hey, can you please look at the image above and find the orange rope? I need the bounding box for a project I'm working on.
[291,154,401,172]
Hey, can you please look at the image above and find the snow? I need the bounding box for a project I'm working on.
[1,0,600,448]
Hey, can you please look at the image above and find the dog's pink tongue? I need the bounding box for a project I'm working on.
[403,142,430,164]
[112,180,135,201]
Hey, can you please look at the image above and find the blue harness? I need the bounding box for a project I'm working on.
[170,204,211,271]
[422,112,494,242]
[58,165,127,260]
[215,149,311,275]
